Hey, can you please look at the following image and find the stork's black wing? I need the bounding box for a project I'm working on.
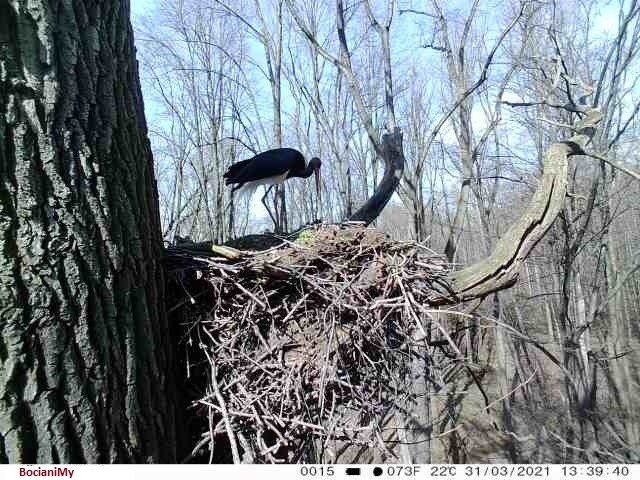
[223,148,304,185]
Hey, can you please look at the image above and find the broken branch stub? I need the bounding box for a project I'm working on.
[433,109,603,304]
[348,127,405,225]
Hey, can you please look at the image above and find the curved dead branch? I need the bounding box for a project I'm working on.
[348,128,405,225]
[432,108,603,304]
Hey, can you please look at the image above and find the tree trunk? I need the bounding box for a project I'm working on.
[0,0,177,463]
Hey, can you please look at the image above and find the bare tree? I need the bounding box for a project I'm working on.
[130,0,640,462]
[286,0,404,225]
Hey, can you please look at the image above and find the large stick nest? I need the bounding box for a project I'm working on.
[165,224,474,463]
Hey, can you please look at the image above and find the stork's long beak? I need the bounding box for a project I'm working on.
[314,167,322,222]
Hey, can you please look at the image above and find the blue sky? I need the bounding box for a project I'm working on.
[131,0,153,20]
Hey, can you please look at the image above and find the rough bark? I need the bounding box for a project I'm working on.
[0,0,177,463]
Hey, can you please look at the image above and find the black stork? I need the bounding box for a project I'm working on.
[223,148,322,227]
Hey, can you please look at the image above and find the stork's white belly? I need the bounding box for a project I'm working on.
[234,171,289,203]
[242,170,289,189]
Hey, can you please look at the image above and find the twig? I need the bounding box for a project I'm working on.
[204,350,241,464]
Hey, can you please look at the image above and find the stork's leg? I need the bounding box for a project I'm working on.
[276,185,287,232]
[261,184,277,230]
[225,184,242,213]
